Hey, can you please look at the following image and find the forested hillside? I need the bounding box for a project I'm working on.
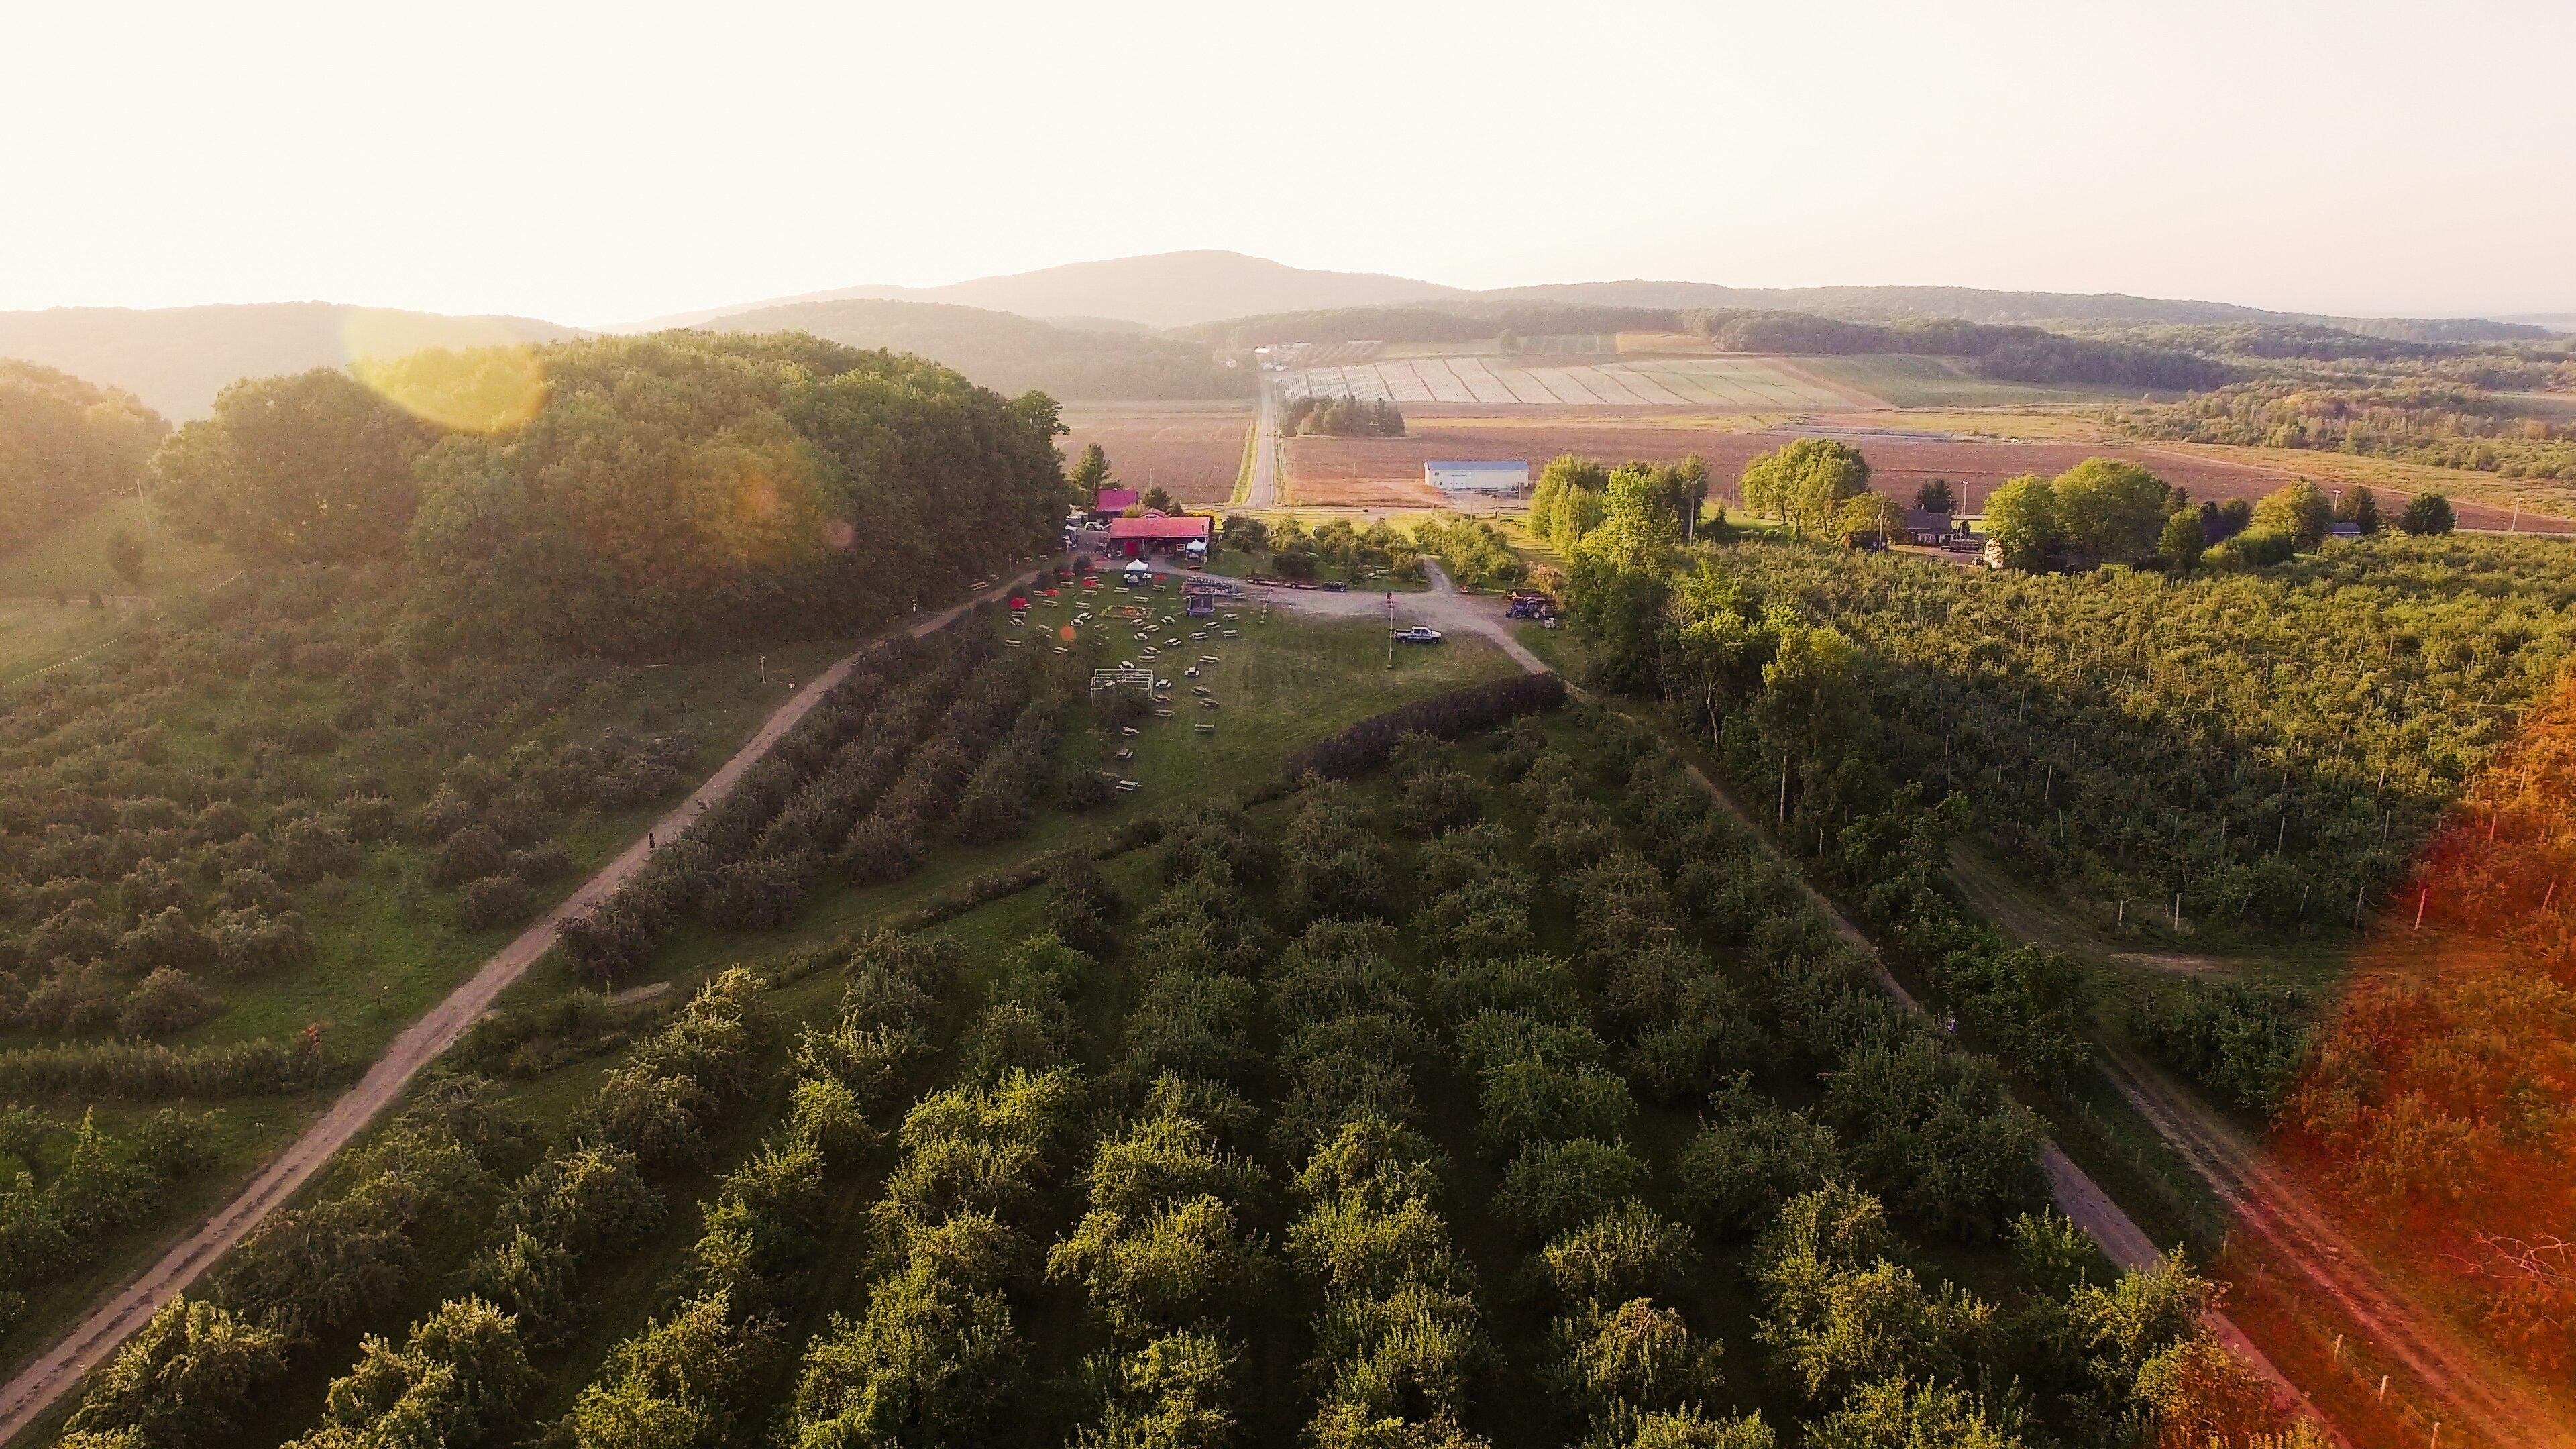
[699,299,1254,400]
[155,332,1069,652]
[0,363,166,553]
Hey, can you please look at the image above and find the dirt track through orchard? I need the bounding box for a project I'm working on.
[0,571,1042,1448]
[2100,1050,2568,1449]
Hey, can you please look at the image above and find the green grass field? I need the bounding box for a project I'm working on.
[0,497,235,602]
[1795,354,2142,409]
[0,596,147,680]
[0,499,238,684]
[514,593,1520,1003]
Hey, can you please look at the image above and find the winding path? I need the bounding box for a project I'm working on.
[0,572,1040,1446]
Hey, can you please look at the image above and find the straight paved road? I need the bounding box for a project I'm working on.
[1246,381,1281,508]
[0,570,1041,1446]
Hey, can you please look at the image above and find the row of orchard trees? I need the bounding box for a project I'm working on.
[69,710,2319,1448]
[150,333,1070,654]
[0,562,711,1053]
[1282,394,1405,437]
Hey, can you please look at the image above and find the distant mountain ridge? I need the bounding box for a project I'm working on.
[694,298,1252,400]
[4,255,2557,423]
[0,303,582,419]
[652,250,2549,345]
[626,250,1464,333]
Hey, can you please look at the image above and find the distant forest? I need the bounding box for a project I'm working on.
[696,299,1255,401]
[1180,301,2235,393]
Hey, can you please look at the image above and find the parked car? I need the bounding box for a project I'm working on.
[1395,626,1444,644]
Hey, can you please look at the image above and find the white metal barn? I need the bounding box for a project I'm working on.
[1424,460,1529,496]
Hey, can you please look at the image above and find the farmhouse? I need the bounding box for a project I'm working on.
[1424,460,1529,497]
[1106,514,1212,559]
[1903,506,1959,545]
[1094,488,1140,517]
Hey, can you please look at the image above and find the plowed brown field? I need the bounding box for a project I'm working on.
[1058,402,1252,505]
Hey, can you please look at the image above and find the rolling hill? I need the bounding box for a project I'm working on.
[694,298,1252,399]
[629,250,1465,332]
[0,303,583,419]
[657,252,2547,346]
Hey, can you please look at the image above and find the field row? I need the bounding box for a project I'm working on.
[1273,354,1856,410]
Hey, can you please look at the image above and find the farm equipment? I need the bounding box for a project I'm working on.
[1505,590,1556,620]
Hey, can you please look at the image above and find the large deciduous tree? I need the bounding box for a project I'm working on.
[2050,458,2171,564]
[154,368,437,562]
[1980,474,2059,571]
[2252,478,2332,549]
[1738,439,1870,535]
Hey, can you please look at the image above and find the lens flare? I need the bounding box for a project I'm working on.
[339,309,547,434]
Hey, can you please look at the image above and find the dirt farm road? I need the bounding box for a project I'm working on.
[2100,1049,2568,1449]
[0,572,1042,1448]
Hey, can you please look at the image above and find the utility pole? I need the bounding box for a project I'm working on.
[1385,592,1395,670]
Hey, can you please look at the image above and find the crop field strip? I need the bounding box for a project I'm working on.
[1272,355,1856,411]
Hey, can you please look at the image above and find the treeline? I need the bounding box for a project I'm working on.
[1281,394,1405,437]
[1184,301,2231,393]
[154,332,1068,653]
[0,361,166,553]
[2111,380,2576,480]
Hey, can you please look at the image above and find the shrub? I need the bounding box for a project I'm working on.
[272,814,357,882]
[282,716,339,757]
[505,842,572,884]
[1536,1203,1699,1305]
[1674,1078,1843,1236]
[2129,980,2311,1115]
[117,968,221,1037]
[844,814,923,885]
[1495,1139,1648,1239]
[0,1033,345,1098]
[459,875,537,930]
[705,855,801,931]
[431,825,507,888]
[207,908,311,977]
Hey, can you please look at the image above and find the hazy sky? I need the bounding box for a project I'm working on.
[9,0,2570,325]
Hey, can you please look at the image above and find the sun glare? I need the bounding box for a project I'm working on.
[339,309,548,434]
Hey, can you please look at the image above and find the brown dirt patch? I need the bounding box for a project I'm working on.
[1058,403,1253,506]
